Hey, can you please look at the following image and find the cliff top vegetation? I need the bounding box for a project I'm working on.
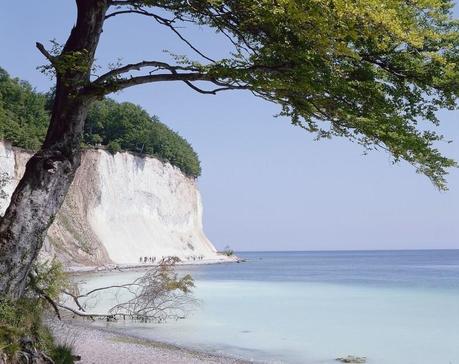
[0,67,201,177]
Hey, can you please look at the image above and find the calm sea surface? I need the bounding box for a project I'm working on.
[78,250,459,364]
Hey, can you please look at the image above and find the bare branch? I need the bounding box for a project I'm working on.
[95,72,210,95]
[36,42,56,63]
[93,60,201,85]
[183,80,220,94]
[105,9,141,19]
[64,284,139,300]
[56,304,104,320]
[183,80,249,94]
[109,0,133,5]
[62,290,88,312]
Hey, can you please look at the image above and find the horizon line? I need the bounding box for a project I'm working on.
[234,248,459,253]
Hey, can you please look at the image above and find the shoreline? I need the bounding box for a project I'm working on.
[66,255,243,274]
[48,318,257,364]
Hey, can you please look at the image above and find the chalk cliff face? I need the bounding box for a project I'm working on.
[0,141,226,268]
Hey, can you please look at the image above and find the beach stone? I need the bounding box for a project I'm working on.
[336,355,367,363]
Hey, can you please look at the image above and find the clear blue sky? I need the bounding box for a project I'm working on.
[1,1,458,251]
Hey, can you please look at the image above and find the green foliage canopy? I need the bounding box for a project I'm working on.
[0,67,201,177]
[0,67,49,150]
[84,99,201,177]
[104,0,458,189]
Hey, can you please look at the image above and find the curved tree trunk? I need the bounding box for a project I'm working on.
[0,0,107,299]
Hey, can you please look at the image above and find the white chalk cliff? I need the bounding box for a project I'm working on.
[0,141,229,268]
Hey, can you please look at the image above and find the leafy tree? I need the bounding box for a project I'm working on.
[0,67,49,150]
[0,0,457,299]
[106,139,122,154]
[84,99,201,176]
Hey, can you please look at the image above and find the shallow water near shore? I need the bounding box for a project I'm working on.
[75,250,459,364]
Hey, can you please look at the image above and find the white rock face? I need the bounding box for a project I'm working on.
[0,142,16,216]
[89,150,220,264]
[0,142,29,216]
[0,141,227,267]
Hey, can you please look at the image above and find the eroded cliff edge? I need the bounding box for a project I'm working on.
[0,141,228,268]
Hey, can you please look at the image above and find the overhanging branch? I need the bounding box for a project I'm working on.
[90,59,252,96]
[101,72,213,93]
[91,70,250,96]
[93,60,201,84]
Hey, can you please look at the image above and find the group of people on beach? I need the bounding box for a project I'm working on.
[186,255,205,261]
[139,256,157,263]
[138,254,206,264]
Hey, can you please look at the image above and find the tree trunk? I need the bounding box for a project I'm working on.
[0,0,108,299]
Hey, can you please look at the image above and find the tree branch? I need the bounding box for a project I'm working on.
[109,0,134,5]
[36,42,56,64]
[63,284,139,300]
[28,273,61,320]
[91,59,217,95]
[92,71,252,96]
[183,80,249,95]
[89,58,281,96]
[105,72,213,93]
[56,304,108,320]
[93,60,201,85]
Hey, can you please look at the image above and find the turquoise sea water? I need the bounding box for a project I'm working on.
[78,250,459,363]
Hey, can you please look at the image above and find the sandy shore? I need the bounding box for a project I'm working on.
[49,319,255,364]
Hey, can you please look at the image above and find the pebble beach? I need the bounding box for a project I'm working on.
[49,319,253,364]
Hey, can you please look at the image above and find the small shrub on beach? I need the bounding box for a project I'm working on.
[52,343,77,364]
[221,246,234,257]
[0,297,55,362]
[31,260,71,301]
